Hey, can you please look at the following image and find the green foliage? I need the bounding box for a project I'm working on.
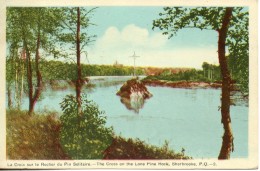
[104,136,191,159]
[38,60,144,80]
[143,63,220,83]
[7,7,61,58]
[6,7,66,112]
[6,110,69,159]
[59,94,113,159]
[39,60,76,81]
[153,7,226,37]
[227,8,249,94]
[202,62,221,81]
[6,109,190,160]
[6,58,146,85]
[153,7,249,93]
[52,7,97,60]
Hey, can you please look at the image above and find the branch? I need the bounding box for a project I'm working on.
[65,56,76,64]
[80,39,95,52]
[82,7,98,19]
[180,26,214,31]
[61,20,76,35]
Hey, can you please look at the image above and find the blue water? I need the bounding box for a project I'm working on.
[14,78,248,159]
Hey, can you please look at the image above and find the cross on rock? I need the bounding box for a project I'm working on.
[130,52,140,77]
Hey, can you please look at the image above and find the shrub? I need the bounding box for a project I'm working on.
[59,94,113,159]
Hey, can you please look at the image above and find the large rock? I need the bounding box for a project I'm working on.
[116,78,152,113]
[116,78,152,99]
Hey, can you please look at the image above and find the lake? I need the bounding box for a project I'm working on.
[14,76,248,159]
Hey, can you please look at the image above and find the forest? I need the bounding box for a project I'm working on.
[6,6,248,161]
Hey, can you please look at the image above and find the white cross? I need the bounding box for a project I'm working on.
[130,52,140,77]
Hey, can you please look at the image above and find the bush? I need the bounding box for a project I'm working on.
[59,94,113,159]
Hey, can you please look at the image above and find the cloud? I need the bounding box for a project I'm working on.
[121,24,149,46]
[87,24,218,69]
[93,24,167,51]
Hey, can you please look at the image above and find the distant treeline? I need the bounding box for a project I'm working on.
[144,61,248,93]
[39,60,145,80]
[6,59,247,93]
[5,59,220,83]
[39,60,202,81]
[6,59,190,81]
[144,62,221,83]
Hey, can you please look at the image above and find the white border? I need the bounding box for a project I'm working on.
[0,0,258,169]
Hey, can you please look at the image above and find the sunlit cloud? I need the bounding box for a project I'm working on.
[86,24,218,69]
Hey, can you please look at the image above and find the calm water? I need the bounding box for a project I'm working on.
[14,77,248,159]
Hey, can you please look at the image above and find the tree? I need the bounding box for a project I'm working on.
[202,62,221,81]
[7,8,36,113]
[60,94,113,159]
[7,7,61,115]
[6,10,27,110]
[55,7,96,116]
[153,7,248,159]
[227,10,249,93]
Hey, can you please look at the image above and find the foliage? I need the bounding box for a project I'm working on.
[38,60,145,81]
[6,7,63,113]
[59,94,113,159]
[152,7,249,93]
[153,7,244,37]
[104,136,191,159]
[227,8,249,93]
[153,7,248,159]
[5,59,145,82]
[202,62,221,81]
[143,62,220,83]
[39,60,77,81]
[6,109,192,160]
[82,64,143,77]
[6,7,61,65]
[52,7,96,62]
[144,70,202,82]
[6,110,69,159]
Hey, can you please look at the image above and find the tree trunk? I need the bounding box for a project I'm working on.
[7,82,13,109]
[16,57,22,109]
[20,61,24,109]
[212,68,214,80]
[24,41,34,116]
[217,7,234,159]
[12,47,21,109]
[76,7,82,116]
[15,58,19,108]
[24,23,43,116]
[31,28,43,113]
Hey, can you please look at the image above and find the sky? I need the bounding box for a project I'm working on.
[82,7,219,69]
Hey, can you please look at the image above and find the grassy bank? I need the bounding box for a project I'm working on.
[6,110,190,160]
[6,110,69,159]
[104,136,190,159]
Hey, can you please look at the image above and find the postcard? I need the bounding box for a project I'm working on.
[0,0,258,169]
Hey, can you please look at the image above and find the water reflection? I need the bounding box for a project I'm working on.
[119,94,145,114]
[230,91,248,107]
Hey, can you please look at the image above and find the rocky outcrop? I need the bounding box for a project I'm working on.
[116,78,152,99]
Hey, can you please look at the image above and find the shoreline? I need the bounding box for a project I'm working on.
[142,79,237,90]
